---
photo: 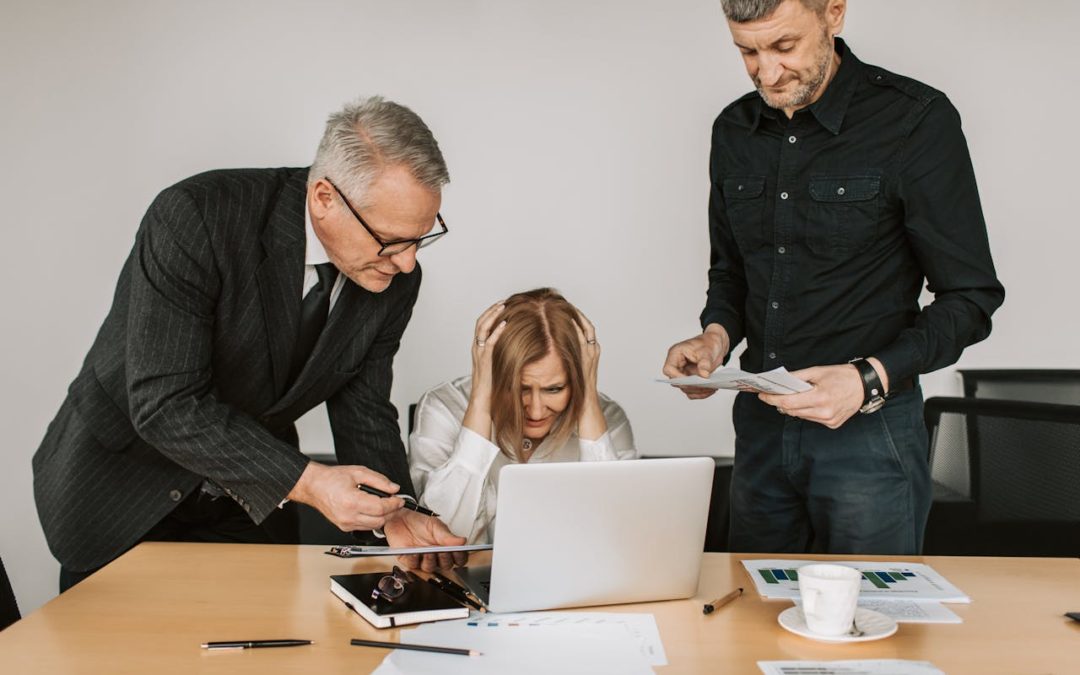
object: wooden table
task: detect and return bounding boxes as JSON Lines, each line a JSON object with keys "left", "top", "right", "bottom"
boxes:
{"left": 1, "top": 543, "right": 1076, "bottom": 673}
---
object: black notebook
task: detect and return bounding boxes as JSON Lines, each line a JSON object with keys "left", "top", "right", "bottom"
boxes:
{"left": 330, "top": 570, "right": 469, "bottom": 628}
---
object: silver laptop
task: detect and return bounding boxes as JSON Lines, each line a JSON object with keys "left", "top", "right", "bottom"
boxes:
{"left": 456, "top": 457, "right": 714, "bottom": 613}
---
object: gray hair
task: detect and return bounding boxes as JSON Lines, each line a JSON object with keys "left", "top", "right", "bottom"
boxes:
{"left": 309, "top": 96, "right": 449, "bottom": 205}
{"left": 721, "top": 0, "right": 826, "bottom": 22}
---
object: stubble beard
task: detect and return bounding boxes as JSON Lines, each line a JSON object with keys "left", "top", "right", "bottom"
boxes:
{"left": 756, "top": 33, "right": 834, "bottom": 111}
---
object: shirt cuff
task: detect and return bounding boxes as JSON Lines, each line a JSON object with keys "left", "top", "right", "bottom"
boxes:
{"left": 579, "top": 431, "right": 616, "bottom": 461}
{"left": 454, "top": 426, "right": 503, "bottom": 474}
{"left": 874, "top": 334, "right": 922, "bottom": 387}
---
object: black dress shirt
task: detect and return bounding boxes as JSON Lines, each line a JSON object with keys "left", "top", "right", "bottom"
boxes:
{"left": 701, "top": 38, "right": 1004, "bottom": 383}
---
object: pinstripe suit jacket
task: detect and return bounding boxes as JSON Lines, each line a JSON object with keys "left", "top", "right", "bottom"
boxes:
{"left": 32, "top": 167, "right": 421, "bottom": 572}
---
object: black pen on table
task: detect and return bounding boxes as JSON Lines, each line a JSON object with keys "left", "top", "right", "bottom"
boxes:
{"left": 703, "top": 587, "right": 743, "bottom": 615}
{"left": 201, "top": 639, "right": 313, "bottom": 650}
{"left": 429, "top": 574, "right": 486, "bottom": 612}
{"left": 351, "top": 638, "right": 481, "bottom": 657}
{"left": 357, "top": 483, "right": 439, "bottom": 518}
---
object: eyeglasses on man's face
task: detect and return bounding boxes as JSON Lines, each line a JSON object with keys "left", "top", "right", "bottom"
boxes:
{"left": 325, "top": 177, "right": 448, "bottom": 257}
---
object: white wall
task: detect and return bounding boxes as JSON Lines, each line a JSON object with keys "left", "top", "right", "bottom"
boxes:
{"left": 2, "top": 0, "right": 1076, "bottom": 615}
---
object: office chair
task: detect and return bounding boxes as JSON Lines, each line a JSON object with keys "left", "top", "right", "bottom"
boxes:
{"left": 957, "top": 369, "right": 1080, "bottom": 405}
{"left": 923, "top": 396, "right": 1080, "bottom": 557}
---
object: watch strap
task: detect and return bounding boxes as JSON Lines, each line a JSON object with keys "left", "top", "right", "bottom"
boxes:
{"left": 851, "top": 358, "right": 885, "bottom": 412}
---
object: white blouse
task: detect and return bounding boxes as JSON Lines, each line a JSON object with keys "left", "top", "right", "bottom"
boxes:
{"left": 408, "top": 375, "right": 637, "bottom": 544}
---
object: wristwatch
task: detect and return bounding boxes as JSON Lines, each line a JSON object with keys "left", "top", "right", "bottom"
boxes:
{"left": 850, "top": 358, "right": 886, "bottom": 414}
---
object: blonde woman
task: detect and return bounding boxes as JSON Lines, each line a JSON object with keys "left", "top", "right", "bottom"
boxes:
{"left": 409, "top": 288, "right": 636, "bottom": 544}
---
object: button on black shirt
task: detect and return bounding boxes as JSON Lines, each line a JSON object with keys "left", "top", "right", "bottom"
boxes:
{"left": 701, "top": 38, "right": 1004, "bottom": 383}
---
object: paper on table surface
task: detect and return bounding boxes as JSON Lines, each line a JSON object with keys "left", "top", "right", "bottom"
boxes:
{"left": 742, "top": 559, "right": 970, "bottom": 603}
{"left": 372, "top": 620, "right": 654, "bottom": 675}
{"left": 657, "top": 366, "right": 811, "bottom": 394}
{"left": 793, "top": 598, "right": 962, "bottom": 623}
{"left": 758, "top": 660, "right": 945, "bottom": 675}
{"left": 460, "top": 611, "right": 666, "bottom": 665}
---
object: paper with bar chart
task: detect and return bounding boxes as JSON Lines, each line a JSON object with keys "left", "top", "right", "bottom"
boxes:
{"left": 741, "top": 560, "right": 970, "bottom": 603}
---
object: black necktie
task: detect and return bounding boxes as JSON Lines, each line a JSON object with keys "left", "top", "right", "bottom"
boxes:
{"left": 288, "top": 263, "right": 337, "bottom": 386}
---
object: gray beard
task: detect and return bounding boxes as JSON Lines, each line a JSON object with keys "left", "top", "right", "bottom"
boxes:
{"left": 757, "top": 36, "right": 833, "bottom": 111}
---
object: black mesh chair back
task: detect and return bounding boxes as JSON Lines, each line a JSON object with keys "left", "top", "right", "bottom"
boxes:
{"left": 925, "top": 397, "right": 1080, "bottom": 524}
{"left": 957, "top": 369, "right": 1080, "bottom": 405}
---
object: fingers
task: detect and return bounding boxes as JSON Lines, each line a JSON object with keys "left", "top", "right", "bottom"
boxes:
{"left": 484, "top": 319, "right": 508, "bottom": 350}
{"left": 350, "top": 466, "right": 400, "bottom": 494}
{"left": 574, "top": 310, "right": 597, "bottom": 345}
{"left": 473, "top": 303, "right": 506, "bottom": 348}
{"left": 397, "top": 553, "right": 421, "bottom": 570}
{"left": 664, "top": 337, "right": 711, "bottom": 378}
{"left": 679, "top": 386, "right": 718, "bottom": 400}
{"left": 343, "top": 493, "right": 403, "bottom": 530}
{"left": 451, "top": 550, "right": 469, "bottom": 568}
{"left": 663, "top": 344, "right": 691, "bottom": 378}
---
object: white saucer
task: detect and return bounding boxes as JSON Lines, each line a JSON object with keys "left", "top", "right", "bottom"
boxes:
{"left": 778, "top": 606, "right": 898, "bottom": 643}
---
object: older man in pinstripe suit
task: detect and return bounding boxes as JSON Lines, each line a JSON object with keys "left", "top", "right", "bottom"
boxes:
{"left": 33, "top": 97, "right": 465, "bottom": 590}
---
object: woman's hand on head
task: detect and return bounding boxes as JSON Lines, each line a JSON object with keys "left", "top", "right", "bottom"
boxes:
{"left": 573, "top": 309, "right": 606, "bottom": 441}
{"left": 573, "top": 309, "right": 601, "bottom": 401}
{"left": 463, "top": 301, "right": 507, "bottom": 438}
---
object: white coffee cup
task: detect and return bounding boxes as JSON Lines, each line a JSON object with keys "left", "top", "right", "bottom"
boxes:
{"left": 797, "top": 563, "right": 861, "bottom": 636}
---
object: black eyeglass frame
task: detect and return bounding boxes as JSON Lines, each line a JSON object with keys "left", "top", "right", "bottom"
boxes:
{"left": 324, "top": 177, "right": 447, "bottom": 257}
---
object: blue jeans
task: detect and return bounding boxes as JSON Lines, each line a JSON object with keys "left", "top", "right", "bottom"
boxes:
{"left": 729, "top": 387, "right": 931, "bottom": 555}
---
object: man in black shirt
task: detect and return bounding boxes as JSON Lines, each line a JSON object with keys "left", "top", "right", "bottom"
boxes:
{"left": 663, "top": 0, "right": 1003, "bottom": 554}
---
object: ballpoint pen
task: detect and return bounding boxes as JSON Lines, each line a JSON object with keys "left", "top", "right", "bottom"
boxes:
{"left": 433, "top": 572, "right": 487, "bottom": 612}
{"left": 357, "top": 483, "right": 439, "bottom": 517}
{"left": 428, "top": 575, "right": 486, "bottom": 612}
{"left": 201, "top": 639, "right": 313, "bottom": 650}
{"left": 703, "top": 587, "right": 743, "bottom": 615}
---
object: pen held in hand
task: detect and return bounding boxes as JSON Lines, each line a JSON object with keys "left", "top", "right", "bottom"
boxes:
{"left": 357, "top": 483, "right": 439, "bottom": 518}
{"left": 351, "top": 638, "right": 481, "bottom": 657}
{"left": 201, "top": 639, "right": 313, "bottom": 650}
{"left": 703, "top": 587, "right": 743, "bottom": 615}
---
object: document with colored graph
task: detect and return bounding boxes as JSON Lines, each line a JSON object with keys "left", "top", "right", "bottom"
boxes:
{"left": 741, "top": 559, "right": 970, "bottom": 603}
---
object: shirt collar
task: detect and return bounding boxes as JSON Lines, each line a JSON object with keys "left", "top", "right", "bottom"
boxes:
{"left": 806, "top": 37, "right": 859, "bottom": 135}
{"left": 304, "top": 202, "right": 331, "bottom": 266}
{"left": 749, "top": 37, "right": 860, "bottom": 136}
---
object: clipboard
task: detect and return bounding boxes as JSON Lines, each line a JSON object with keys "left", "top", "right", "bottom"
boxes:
{"left": 326, "top": 544, "right": 493, "bottom": 558}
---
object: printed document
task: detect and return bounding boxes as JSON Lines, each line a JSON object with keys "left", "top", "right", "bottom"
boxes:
{"left": 658, "top": 367, "right": 811, "bottom": 394}
{"left": 743, "top": 559, "right": 970, "bottom": 603}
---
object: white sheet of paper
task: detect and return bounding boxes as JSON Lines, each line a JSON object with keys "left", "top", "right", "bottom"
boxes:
{"left": 372, "top": 620, "right": 654, "bottom": 675}
{"left": 793, "top": 598, "right": 962, "bottom": 623}
{"left": 742, "top": 559, "right": 970, "bottom": 603}
{"left": 460, "top": 611, "right": 667, "bottom": 665}
{"left": 758, "top": 660, "right": 945, "bottom": 675}
{"left": 658, "top": 366, "right": 811, "bottom": 394}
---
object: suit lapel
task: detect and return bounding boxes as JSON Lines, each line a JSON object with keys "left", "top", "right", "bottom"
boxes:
{"left": 256, "top": 171, "right": 308, "bottom": 399}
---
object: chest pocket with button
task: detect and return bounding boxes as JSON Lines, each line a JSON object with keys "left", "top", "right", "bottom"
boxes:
{"left": 805, "top": 176, "right": 881, "bottom": 259}
{"left": 722, "top": 176, "right": 768, "bottom": 252}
